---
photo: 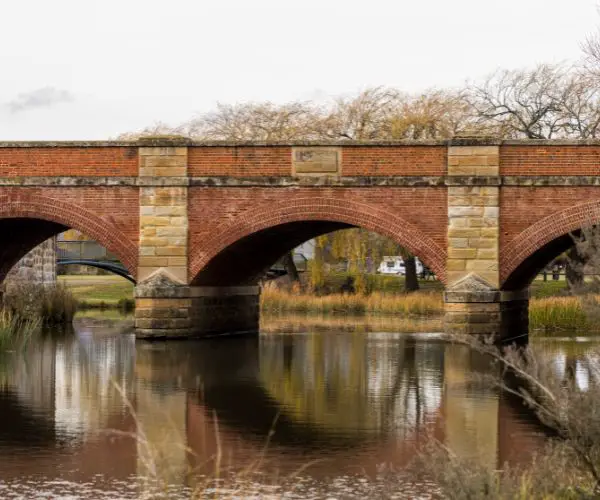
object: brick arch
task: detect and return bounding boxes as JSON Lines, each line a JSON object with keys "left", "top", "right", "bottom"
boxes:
{"left": 0, "top": 194, "right": 138, "bottom": 277}
{"left": 190, "top": 197, "right": 447, "bottom": 284}
{"left": 501, "top": 199, "right": 600, "bottom": 287}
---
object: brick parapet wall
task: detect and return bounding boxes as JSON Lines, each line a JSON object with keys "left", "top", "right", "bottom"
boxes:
{"left": 501, "top": 145, "right": 600, "bottom": 175}
{"left": 0, "top": 147, "right": 138, "bottom": 177}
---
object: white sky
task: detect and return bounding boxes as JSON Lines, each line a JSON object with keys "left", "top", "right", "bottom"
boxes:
{"left": 0, "top": 0, "right": 598, "bottom": 140}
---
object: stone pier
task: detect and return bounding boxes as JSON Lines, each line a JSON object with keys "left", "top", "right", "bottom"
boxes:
{"left": 4, "top": 237, "right": 57, "bottom": 293}
{"left": 445, "top": 137, "right": 528, "bottom": 342}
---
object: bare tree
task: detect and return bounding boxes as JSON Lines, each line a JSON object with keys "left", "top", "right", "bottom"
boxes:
{"left": 184, "top": 101, "right": 322, "bottom": 141}
{"left": 317, "top": 87, "right": 403, "bottom": 140}
{"left": 467, "top": 64, "right": 573, "bottom": 139}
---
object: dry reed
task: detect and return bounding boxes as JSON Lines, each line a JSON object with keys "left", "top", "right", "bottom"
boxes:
{"left": 260, "top": 288, "right": 444, "bottom": 317}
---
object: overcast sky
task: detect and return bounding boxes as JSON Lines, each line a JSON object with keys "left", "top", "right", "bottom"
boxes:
{"left": 0, "top": 0, "right": 598, "bottom": 140}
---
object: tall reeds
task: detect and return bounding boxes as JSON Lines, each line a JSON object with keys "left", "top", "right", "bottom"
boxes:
{"left": 529, "top": 296, "right": 593, "bottom": 333}
{"left": 260, "top": 288, "right": 443, "bottom": 316}
{"left": 4, "top": 283, "right": 77, "bottom": 325}
{"left": 0, "top": 309, "right": 40, "bottom": 349}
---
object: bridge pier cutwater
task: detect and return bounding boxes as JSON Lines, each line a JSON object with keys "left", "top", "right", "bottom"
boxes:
{"left": 4, "top": 135, "right": 599, "bottom": 340}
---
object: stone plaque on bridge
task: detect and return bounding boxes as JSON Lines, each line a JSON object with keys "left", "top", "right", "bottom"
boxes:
{"left": 292, "top": 147, "right": 340, "bottom": 174}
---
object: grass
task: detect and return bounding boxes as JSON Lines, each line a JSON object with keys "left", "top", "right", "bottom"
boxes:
{"left": 261, "top": 287, "right": 443, "bottom": 316}
{"left": 58, "top": 275, "right": 134, "bottom": 309}
{"left": 0, "top": 309, "right": 40, "bottom": 350}
{"left": 529, "top": 295, "right": 600, "bottom": 334}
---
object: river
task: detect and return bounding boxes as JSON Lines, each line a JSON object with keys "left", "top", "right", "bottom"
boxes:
{"left": 0, "top": 314, "right": 593, "bottom": 499}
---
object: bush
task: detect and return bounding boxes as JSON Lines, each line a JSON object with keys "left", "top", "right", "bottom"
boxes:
{"left": 4, "top": 284, "right": 77, "bottom": 326}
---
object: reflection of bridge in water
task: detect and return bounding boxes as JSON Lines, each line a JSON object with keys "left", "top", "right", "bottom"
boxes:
{"left": 0, "top": 328, "right": 568, "bottom": 486}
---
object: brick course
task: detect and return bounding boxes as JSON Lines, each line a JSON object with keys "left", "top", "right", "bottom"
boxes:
{"left": 0, "top": 147, "right": 138, "bottom": 177}
{"left": 501, "top": 146, "right": 600, "bottom": 175}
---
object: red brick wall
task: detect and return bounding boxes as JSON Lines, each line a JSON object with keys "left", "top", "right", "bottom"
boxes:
{"left": 188, "top": 146, "right": 447, "bottom": 177}
{"left": 188, "top": 186, "right": 447, "bottom": 281}
{"left": 0, "top": 187, "right": 139, "bottom": 273}
{"left": 500, "top": 186, "right": 600, "bottom": 283}
{"left": 188, "top": 147, "right": 291, "bottom": 176}
{"left": 342, "top": 146, "right": 447, "bottom": 176}
{"left": 0, "top": 148, "right": 138, "bottom": 177}
{"left": 500, "top": 187, "right": 600, "bottom": 249}
{"left": 501, "top": 146, "right": 600, "bottom": 175}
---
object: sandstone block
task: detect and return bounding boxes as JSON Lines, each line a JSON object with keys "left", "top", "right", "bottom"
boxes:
{"left": 140, "top": 247, "right": 156, "bottom": 256}
{"left": 468, "top": 238, "right": 496, "bottom": 249}
{"left": 448, "top": 248, "right": 478, "bottom": 259}
{"left": 169, "top": 217, "right": 187, "bottom": 226}
{"left": 465, "top": 260, "right": 498, "bottom": 271}
{"left": 139, "top": 147, "right": 187, "bottom": 156}
{"left": 448, "top": 206, "right": 484, "bottom": 217}
{"left": 449, "top": 237, "right": 469, "bottom": 248}
{"left": 484, "top": 207, "right": 499, "bottom": 218}
{"left": 139, "top": 256, "right": 170, "bottom": 267}
{"left": 141, "top": 156, "right": 187, "bottom": 168}
{"left": 154, "top": 167, "right": 187, "bottom": 177}
{"left": 155, "top": 206, "right": 186, "bottom": 217}
{"left": 477, "top": 248, "right": 499, "bottom": 259}
{"left": 157, "top": 227, "right": 188, "bottom": 237}
{"left": 155, "top": 246, "right": 186, "bottom": 256}
{"left": 140, "top": 216, "right": 170, "bottom": 227}
{"left": 447, "top": 260, "right": 467, "bottom": 271}
{"left": 480, "top": 227, "right": 500, "bottom": 238}
{"left": 448, "top": 218, "right": 468, "bottom": 228}
{"left": 140, "top": 236, "right": 169, "bottom": 247}
{"left": 448, "top": 146, "right": 499, "bottom": 156}
{"left": 448, "top": 166, "right": 477, "bottom": 176}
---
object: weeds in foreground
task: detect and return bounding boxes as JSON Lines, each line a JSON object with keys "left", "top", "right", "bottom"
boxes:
{"left": 0, "top": 309, "right": 40, "bottom": 350}
{"left": 418, "top": 335, "right": 600, "bottom": 499}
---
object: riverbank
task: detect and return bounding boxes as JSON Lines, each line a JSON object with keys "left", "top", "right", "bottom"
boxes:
{"left": 58, "top": 276, "right": 134, "bottom": 310}
{"left": 58, "top": 275, "right": 600, "bottom": 334}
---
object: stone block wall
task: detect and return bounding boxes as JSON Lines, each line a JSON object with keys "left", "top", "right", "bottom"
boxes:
{"left": 5, "top": 237, "right": 57, "bottom": 289}
{"left": 138, "top": 146, "right": 188, "bottom": 284}
{"left": 447, "top": 145, "right": 500, "bottom": 288}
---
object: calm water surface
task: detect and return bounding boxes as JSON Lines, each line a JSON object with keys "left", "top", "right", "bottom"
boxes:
{"left": 0, "top": 315, "right": 592, "bottom": 499}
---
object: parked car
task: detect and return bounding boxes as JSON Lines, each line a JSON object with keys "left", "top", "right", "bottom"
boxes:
{"left": 378, "top": 256, "right": 423, "bottom": 276}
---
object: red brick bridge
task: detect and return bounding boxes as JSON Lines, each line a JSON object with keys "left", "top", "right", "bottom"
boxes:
{"left": 0, "top": 136, "right": 597, "bottom": 339}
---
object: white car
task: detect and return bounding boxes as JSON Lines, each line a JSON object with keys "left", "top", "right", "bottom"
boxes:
{"left": 378, "top": 257, "right": 423, "bottom": 275}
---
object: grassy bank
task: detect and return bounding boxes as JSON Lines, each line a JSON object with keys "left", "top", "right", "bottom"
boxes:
{"left": 57, "top": 274, "right": 600, "bottom": 334}
{"left": 58, "top": 275, "right": 134, "bottom": 310}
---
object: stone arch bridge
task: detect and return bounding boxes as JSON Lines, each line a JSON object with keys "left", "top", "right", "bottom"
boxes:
{"left": 1, "top": 136, "right": 597, "bottom": 340}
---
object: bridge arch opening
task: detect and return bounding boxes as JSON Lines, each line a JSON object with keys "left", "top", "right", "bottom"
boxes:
{"left": 0, "top": 195, "right": 137, "bottom": 285}
{"left": 501, "top": 200, "right": 600, "bottom": 291}
{"left": 190, "top": 198, "right": 446, "bottom": 287}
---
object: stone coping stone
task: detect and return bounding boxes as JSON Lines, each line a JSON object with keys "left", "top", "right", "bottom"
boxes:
{"left": 4, "top": 138, "right": 600, "bottom": 148}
